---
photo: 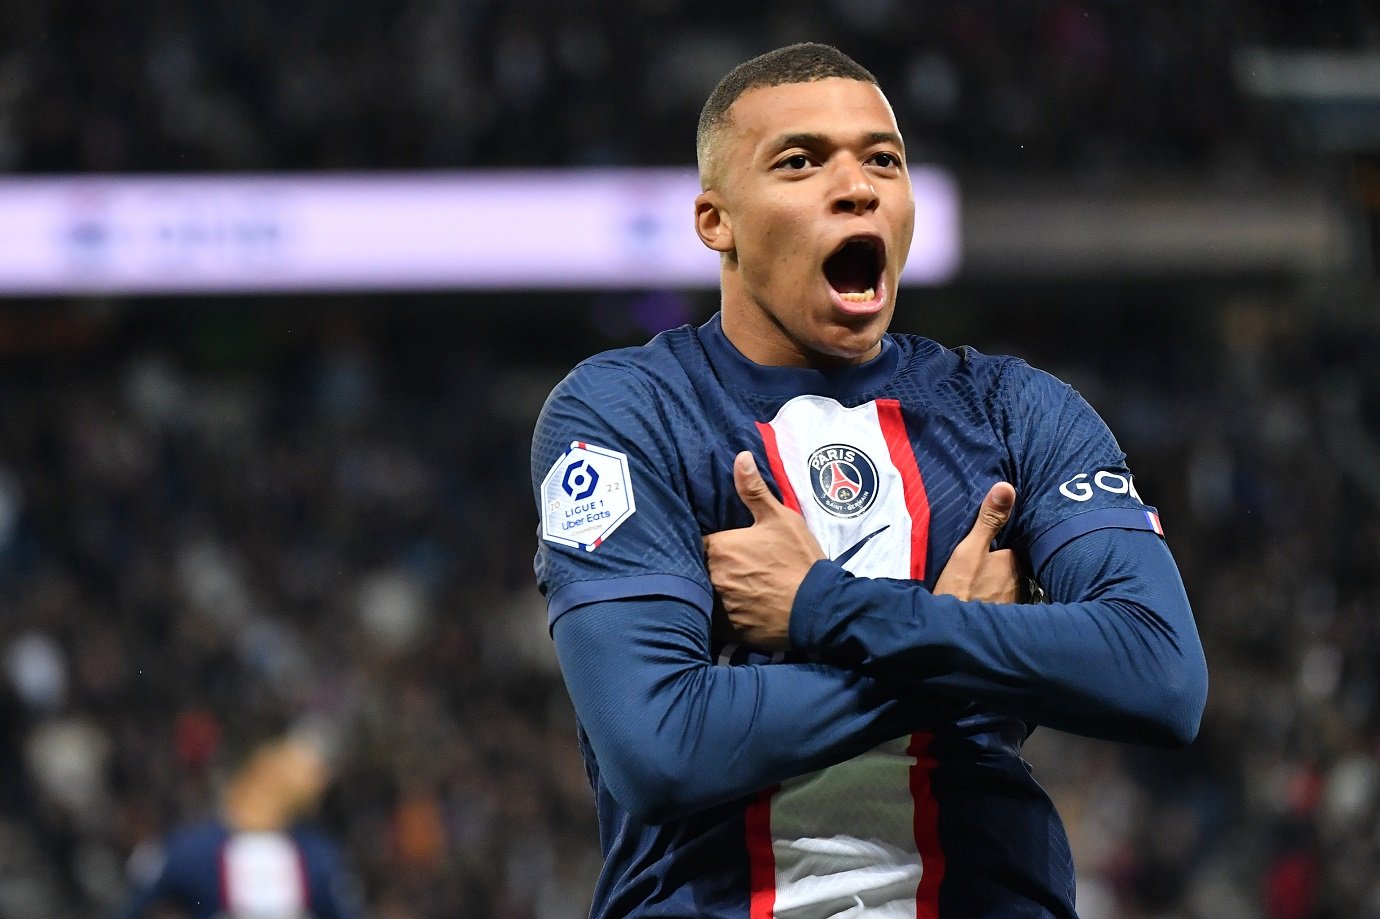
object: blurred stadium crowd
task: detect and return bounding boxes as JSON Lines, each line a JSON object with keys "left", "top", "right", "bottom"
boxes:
{"left": 1, "top": 288, "right": 1378, "bottom": 919}
{"left": 0, "top": 303, "right": 601, "bottom": 918}
{"left": 2, "top": 1, "right": 1380, "bottom": 918}
{"left": 3, "top": 0, "right": 1376, "bottom": 177}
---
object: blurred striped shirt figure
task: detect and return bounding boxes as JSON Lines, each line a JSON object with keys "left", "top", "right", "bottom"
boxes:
{"left": 117, "top": 734, "right": 361, "bottom": 919}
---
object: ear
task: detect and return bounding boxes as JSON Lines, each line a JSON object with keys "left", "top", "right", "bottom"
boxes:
{"left": 694, "top": 191, "right": 734, "bottom": 254}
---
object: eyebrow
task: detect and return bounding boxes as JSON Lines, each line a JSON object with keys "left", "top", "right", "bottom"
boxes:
{"left": 767, "top": 130, "right": 906, "bottom": 154}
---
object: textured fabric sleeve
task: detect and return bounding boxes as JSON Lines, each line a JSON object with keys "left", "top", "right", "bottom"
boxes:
{"left": 554, "top": 595, "right": 956, "bottom": 823}
{"left": 995, "top": 361, "right": 1166, "bottom": 574}
{"left": 789, "top": 527, "right": 1207, "bottom": 747}
{"left": 532, "top": 359, "right": 713, "bottom": 629}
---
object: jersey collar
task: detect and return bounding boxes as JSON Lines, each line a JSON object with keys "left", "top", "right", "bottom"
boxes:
{"left": 697, "top": 312, "right": 899, "bottom": 401}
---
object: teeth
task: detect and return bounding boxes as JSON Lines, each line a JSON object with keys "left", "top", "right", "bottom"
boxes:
{"left": 839, "top": 288, "right": 875, "bottom": 302}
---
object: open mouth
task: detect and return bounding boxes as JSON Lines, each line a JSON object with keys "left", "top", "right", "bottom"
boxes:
{"left": 823, "top": 237, "right": 885, "bottom": 305}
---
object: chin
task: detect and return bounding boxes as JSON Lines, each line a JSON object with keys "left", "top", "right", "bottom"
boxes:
{"left": 812, "top": 321, "right": 888, "bottom": 365}
{"left": 828, "top": 308, "right": 891, "bottom": 354}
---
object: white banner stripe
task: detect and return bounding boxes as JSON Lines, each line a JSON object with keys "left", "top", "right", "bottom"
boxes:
{"left": 0, "top": 169, "right": 959, "bottom": 294}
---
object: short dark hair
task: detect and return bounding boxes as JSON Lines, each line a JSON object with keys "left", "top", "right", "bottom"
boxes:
{"left": 696, "top": 43, "right": 878, "bottom": 182}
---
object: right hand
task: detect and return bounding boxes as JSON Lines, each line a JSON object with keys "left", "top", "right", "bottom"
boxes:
{"left": 705, "top": 452, "right": 825, "bottom": 650}
{"left": 933, "top": 482, "right": 1025, "bottom": 603}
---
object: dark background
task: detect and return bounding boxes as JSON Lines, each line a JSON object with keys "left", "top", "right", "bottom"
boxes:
{"left": 1, "top": 2, "right": 1379, "bottom": 917}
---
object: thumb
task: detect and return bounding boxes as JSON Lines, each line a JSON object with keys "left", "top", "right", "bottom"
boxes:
{"left": 734, "top": 451, "right": 786, "bottom": 522}
{"left": 965, "top": 481, "right": 1015, "bottom": 546}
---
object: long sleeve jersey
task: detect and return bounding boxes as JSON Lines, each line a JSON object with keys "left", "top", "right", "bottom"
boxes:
{"left": 532, "top": 313, "right": 1207, "bottom": 919}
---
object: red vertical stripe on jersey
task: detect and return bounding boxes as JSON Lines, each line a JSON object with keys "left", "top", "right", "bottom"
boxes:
{"left": 755, "top": 422, "right": 802, "bottom": 512}
{"left": 875, "top": 399, "right": 930, "bottom": 580}
{"left": 877, "top": 399, "right": 944, "bottom": 915}
{"left": 749, "top": 422, "right": 793, "bottom": 918}
{"left": 747, "top": 786, "right": 779, "bottom": 919}
{"left": 295, "top": 848, "right": 311, "bottom": 909}
{"left": 909, "top": 732, "right": 945, "bottom": 918}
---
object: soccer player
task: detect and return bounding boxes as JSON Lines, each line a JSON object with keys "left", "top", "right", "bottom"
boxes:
{"left": 531, "top": 43, "right": 1207, "bottom": 918}
{"left": 116, "top": 732, "right": 361, "bottom": 919}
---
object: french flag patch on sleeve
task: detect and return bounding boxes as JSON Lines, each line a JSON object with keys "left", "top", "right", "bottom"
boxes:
{"left": 1145, "top": 510, "right": 1164, "bottom": 537}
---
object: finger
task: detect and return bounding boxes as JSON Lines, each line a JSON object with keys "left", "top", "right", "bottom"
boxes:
{"left": 964, "top": 481, "right": 1016, "bottom": 545}
{"left": 733, "top": 451, "right": 786, "bottom": 522}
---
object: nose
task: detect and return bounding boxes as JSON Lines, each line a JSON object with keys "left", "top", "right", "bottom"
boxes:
{"left": 831, "top": 157, "right": 879, "bottom": 215}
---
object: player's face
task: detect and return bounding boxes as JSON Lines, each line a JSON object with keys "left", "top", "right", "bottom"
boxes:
{"left": 696, "top": 78, "right": 915, "bottom": 368}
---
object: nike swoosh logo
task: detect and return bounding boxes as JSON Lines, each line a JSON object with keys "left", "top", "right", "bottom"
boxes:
{"left": 833, "top": 524, "right": 890, "bottom": 566}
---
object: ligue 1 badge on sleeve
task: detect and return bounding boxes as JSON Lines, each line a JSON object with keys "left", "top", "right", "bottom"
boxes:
{"left": 541, "top": 441, "right": 637, "bottom": 551}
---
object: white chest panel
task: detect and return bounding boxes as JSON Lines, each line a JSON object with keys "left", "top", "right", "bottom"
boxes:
{"left": 755, "top": 395, "right": 935, "bottom": 919}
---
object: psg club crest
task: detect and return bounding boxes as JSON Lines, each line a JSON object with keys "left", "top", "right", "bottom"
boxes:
{"left": 541, "top": 441, "right": 636, "bottom": 551}
{"left": 807, "top": 443, "right": 878, "bottom": 518}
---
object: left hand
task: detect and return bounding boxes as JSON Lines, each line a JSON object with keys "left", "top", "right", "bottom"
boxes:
{"left": 933, "top": 481, "right": 1023, "bottom": 603}
{"left": 705, "top": 451, "right": 823, "bottom": 650}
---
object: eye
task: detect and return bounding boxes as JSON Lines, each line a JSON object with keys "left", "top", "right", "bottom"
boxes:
{"left": 777, "top": 154, "right": 812, "bottom": 171}
{"left": 870, "top": 152, "right": 902, "bottom": 169}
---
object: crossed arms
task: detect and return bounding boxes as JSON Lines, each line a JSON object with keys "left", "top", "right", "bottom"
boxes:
{"left": 554, "top": 452, "right": 1207, "bottom": 823}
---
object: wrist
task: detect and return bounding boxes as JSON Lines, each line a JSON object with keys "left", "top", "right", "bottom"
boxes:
{"left": 788, "top": 559, "right": 848, "bottom": 651}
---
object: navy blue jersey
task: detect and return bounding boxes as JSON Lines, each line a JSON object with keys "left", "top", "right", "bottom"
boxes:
{"left": 532, "top": 314, "right": 1174, "bottom": 918}
{"left": 118, "top": 820, "right": 360, "bottom": 919}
